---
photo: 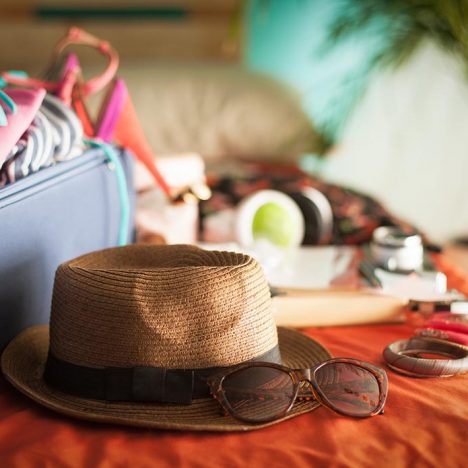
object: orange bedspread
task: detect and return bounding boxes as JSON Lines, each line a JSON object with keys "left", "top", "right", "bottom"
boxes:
{"left": 0, "top": 255, "right": 467, "bottom": 467}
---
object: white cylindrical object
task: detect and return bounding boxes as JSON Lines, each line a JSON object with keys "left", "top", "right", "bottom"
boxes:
{"left": 370, "top": 227, "right": 423, "bottom": 271}
{"left": 451, "top": 301, "right": 468, "bottom": 314}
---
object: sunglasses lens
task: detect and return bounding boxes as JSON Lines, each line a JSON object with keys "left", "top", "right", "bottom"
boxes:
{"left": 221, "top": 366, "right": 295, "bottom": 422}
{"left": 314, "top": 363, "right": 381, "bottom": 416}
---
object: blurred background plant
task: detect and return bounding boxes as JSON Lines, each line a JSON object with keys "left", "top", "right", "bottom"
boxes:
{"left": 246, "top": 0, "right": 468, "bottom": 144}
{"left": 329, "top": 0, "right": 468, "bottom": 68}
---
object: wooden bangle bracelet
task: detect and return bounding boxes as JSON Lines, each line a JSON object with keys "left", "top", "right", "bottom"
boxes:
{"left": 383, "top": 337, "right": 468, "bottom": 377}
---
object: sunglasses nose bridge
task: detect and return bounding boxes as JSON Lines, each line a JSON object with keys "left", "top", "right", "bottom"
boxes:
{"left": 297, "top": 379, "right": 316, "bottom": 399}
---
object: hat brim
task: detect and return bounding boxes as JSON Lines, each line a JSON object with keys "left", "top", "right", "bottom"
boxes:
{"left": 1, "top": 325, "right": 331, "bottom": 432}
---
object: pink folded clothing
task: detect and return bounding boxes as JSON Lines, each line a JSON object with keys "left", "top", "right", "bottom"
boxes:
{"left": 0, "top": 93, "right": 84, "bottom": 187}
{"left": 0, "top": 88, "right": 46, "bottom": 165}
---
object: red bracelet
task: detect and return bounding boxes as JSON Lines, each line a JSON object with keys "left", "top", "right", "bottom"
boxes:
{"left": 426, "top": 314, "right": 468, "bottom": 335}
{"left": 416, "top": 328, "right": 468, "bottom": 346}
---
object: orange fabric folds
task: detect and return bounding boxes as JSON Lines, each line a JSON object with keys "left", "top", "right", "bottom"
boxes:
{"left": 0, "top": 256, "right": 467, "bottom": 467}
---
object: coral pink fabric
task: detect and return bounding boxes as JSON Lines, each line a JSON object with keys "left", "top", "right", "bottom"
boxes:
{"left": 0, "top": 256, "right": 467, "bottom": 467}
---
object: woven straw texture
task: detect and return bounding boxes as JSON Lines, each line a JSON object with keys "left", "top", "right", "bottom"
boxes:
{"left": 1, "top": 326, "right": 331, "bottom": 431}
{"left": 50, "top": 245, "right": 277, "bottom": 368}
{"left": 1, "top": 245, "right": 332, "bottom": 431}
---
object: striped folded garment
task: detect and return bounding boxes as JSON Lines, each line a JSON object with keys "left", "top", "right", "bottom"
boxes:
{"left": 0, "top": 93, "right": 83, "bottom": 187}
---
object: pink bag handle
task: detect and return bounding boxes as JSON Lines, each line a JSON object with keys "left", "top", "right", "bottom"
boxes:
{"left": 1, "top": 27, "right": 118, "bottom": 96}
{"left": 52, "top": 27, "right": 119, "bottom": 95}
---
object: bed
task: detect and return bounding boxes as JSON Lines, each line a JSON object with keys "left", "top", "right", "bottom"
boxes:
{"left": 0, "top": 254, "right": 466, "bottom": 467}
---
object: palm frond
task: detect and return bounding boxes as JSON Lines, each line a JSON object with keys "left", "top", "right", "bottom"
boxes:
{"left": 328, "top": 0, "right": 468, "bottom": 69}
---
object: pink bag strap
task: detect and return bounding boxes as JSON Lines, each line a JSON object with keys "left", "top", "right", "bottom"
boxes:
{"left": 52, "top": 27, "right": 119, "bottom": 95}
{"left": 0, "top": 73, "right": 56, "bottom": 92}
{"left": 55, "top": 53, "right": 81, "bottom": 106}
{"left": 0, "top": 27, "right": 118, "bottom": 96}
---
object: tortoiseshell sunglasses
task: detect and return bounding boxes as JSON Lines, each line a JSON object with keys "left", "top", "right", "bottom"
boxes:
{"left": 206, "top": 358, "right": 388, "bottom": 423}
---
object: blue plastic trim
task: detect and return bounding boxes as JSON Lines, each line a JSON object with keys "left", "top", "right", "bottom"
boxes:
{"left": 85, "top": 139, "right": 130, "bottom": 246}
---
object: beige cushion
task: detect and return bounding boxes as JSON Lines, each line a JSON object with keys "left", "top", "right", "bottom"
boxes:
{"left": 118, "top": 63, "right": 318, "bottom": 162}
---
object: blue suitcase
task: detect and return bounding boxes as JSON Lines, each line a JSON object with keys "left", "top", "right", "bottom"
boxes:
{"left": 0, "top": 147, "right": 135, "bottom": 349}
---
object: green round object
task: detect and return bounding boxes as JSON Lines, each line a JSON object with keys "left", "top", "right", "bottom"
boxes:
{"left": 252, "top": 202, "right": 295, "bottom": 247}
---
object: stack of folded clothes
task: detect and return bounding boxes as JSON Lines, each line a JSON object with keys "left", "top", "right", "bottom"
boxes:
{"left": 0, "top": 88, "right": 83, "bottom": 187}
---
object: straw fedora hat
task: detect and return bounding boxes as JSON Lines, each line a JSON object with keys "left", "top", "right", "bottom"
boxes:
{"left": 1, "top": 245, "right": 330, "bottom": 431}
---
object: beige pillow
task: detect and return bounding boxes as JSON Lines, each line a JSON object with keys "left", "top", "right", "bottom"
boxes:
{"left": 118, "top": 63, "right": 318, "bottom": 162}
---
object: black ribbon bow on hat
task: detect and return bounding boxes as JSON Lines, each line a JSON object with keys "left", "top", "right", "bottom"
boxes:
{"left": 44, "top": 345, "right": 282, "bottom": 405}
{"left": 45, "top": 354, "right": 207, "bottom": 404}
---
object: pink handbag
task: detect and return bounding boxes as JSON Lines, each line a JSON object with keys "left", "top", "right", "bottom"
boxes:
{"left": 0, "top": 88, "right": 46, "bottom": 165}
{"left": 1, "top": 27, "right": 171, "bottom": 197}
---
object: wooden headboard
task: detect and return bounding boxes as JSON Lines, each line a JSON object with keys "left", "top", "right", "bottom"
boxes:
{"left": 0, "top": 0, "right": 241, "bottom": 70}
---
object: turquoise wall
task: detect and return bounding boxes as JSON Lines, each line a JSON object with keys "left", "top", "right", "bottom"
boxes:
{"left": 244, "top": 0, "right": 395, "bottom": 142}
